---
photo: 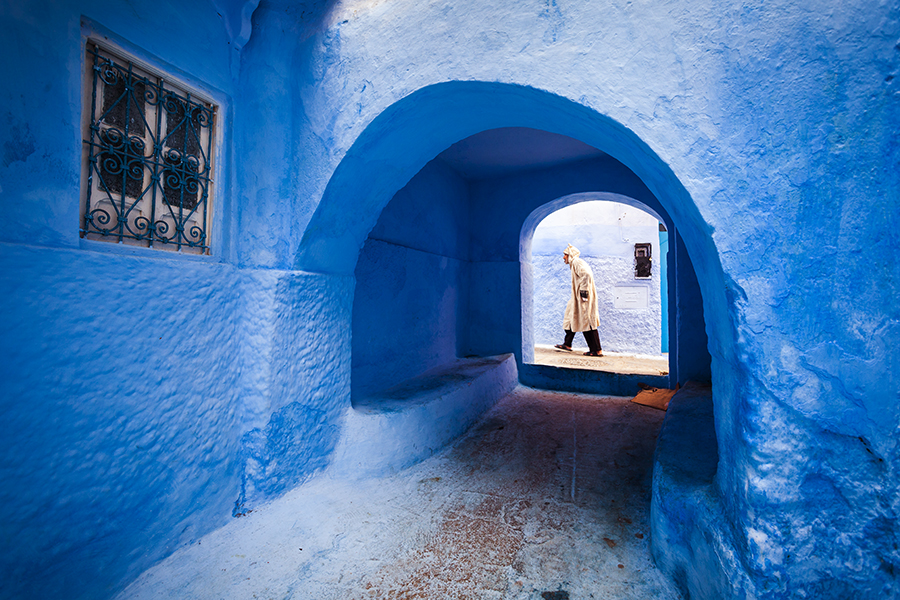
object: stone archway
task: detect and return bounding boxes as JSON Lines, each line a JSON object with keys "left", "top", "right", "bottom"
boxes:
{"left": 300, "top": 84, "right": 740, "bottom": 593}
{"left": 519, "top": 191, "right": 710, "bottom": 392}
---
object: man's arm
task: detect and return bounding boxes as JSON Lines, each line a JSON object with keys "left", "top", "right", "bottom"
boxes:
{"left": 573, "top": 261, "right": 591, "bottom": 300}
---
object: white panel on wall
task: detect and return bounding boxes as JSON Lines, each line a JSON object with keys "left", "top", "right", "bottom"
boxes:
{"left": 614, "top": 286, "right": 650, "bottom": 309}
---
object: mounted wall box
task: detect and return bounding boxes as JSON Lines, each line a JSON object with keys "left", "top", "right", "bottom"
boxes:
{"left": 634, "top": 243, "right": 652, "bottom": 278}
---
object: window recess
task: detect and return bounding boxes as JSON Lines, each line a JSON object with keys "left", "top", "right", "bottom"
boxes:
{"left": 81, "top": 42, "right": 216, "bottom": 254}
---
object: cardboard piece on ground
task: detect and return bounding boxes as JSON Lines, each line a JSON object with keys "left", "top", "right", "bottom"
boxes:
{"left": 631, "top": 384, "right": 679, "bottom": 411}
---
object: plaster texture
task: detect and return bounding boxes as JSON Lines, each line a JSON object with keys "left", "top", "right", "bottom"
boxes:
{"left": 531, "top": 201, "right": 663, "bottom": 355}
{"left": 1, "top": 0, "right": 898, "bottom": 598}
{"left": 0, "top": 244, "right": 244, "bottom": 599}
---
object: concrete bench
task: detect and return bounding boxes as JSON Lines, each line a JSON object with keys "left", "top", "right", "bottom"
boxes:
{"left": 650, "top": 382, "right": 755, "bottom": 599}
{"left": 329, "top": 354, "right": 518, "bottom": 477}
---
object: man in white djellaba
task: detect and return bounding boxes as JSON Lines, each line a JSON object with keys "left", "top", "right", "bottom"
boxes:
{"left": 554, "top": 244, "right": 603, "bottom": 356}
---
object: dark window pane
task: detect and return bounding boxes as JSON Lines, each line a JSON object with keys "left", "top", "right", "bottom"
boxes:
{"left": 83, "top": 44, "right": 214, "bottom": 253}
{"left": 164, "top": 95, "right": 201, "bottom": 158}
{"left": 102, "top": 75, "right": 146, "bottom": 137}
{"left": 98, "top": 130, "right": 145, "bottom": 199}
{"left": 635, "top": 256, "right": 652, "bottom": 278}
{"left": 162, "top": 151, "right": 200, "bottom": 210}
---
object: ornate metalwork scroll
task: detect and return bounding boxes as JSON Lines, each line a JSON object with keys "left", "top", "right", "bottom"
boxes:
{"left": 82, "top": 43, "right": 216, "bottom": 254}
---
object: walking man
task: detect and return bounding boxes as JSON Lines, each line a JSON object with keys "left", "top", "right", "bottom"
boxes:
{"left": 554, "top": 244, "right": 603, "bottom": 356}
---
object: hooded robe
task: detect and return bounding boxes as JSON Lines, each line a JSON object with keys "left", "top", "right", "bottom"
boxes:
{"left": 562, "top": 245, "right": 600, "bottom": 332}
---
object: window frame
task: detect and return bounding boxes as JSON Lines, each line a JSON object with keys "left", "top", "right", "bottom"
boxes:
{"left": 79, "top": 33, "right": 224, "bottom": 258}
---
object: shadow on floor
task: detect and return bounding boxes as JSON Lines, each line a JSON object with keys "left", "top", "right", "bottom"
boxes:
{"left": 118, "top": 387, "right": 683, "bottom": 600}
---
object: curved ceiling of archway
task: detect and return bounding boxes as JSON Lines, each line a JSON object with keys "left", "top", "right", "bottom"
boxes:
{"left": 435, "top": 127, "right": 606, "bottom": 181}
{"left": 295, "top": 82, "right": 725, "bottom": 321}
{"left": 296, "top": 81, "right": 712, "bottom": 274}
{"left": 297, "top": 78, "right": 735, "bottom": 432}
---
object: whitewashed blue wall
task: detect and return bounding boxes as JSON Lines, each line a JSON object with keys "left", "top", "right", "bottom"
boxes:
{"left": 1, "top": 0, "right": 897, "bottom": 598}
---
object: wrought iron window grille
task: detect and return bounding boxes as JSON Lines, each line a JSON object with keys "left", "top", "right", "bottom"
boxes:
{"left": 81, "top": 43, "right": 216, "bottom": 254}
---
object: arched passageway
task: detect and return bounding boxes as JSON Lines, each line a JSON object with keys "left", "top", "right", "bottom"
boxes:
{"left": 519, "top": 192, "right": 710, "bottom": 394}
{"left": 347, "top": 122, "right": 712, "bottom": 402}
{"left": 301, "top": 78, "right": 734, "bottom": 469}
{"left": 524, "top": 197, "right": 669, "bottom": 365}
{"left": 301, "top": 83, "right": 740, "bottom": 596}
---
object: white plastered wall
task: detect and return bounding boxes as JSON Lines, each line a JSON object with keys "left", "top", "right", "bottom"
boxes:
{"left": 531, "top": 201, "right": 663, "bottom": 354}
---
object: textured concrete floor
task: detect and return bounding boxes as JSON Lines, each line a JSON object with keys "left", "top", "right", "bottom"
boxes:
{"left": 118, "top": 387, "right": 682, "bottom": 600}
{"left": 532, "top": 345, "right": 670, "bottom": 376}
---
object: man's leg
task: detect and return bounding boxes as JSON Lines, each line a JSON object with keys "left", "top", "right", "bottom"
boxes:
{"left": 590, "top": 329, "right": 602, "bottom": 352}
{"left": 556, "top": 330, "right": 576, "bottom": 350}
{"left": 583, "top": 329, "right": 602, "bottom": 354}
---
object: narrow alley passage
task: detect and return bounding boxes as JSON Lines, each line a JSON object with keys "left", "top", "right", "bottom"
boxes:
{"left": 119, "top": 388, "right": 683, "bottom": 600}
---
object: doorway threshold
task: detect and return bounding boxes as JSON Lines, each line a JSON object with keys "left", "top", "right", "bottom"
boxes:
{"left": 532, "top": 345, "right": 668, "bottom": 376}
{"left": 522, "top": 346, "right": 669, "bottom": 396}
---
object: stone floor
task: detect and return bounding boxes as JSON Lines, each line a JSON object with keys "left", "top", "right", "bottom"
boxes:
{"left": 118, "top": 387, "right": 683, "bottom": 600}
{"left": 531, "top": 345, "right": 669, "bottom": 376}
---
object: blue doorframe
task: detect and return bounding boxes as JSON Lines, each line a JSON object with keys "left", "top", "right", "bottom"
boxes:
{"left": 659, "top": 228, "right": 669, "bottom": 353}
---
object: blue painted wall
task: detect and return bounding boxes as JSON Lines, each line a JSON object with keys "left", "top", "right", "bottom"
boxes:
{"left": 352, "top": 160, "right": 470, "bottom": 399}
{"left": 1, "top": 0, "right": 897, "bottom": 599}
{"left": 0, "top": 246, "right": 246, "bottom": 599}
{"left": 0, "top": 2, "right": 249, "bottom": 598}
{"left": 671, "top": 231, "right": 711, "bottom": 384}
{"left": 0, "top": 0, "right": 348, "bottom": 596}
